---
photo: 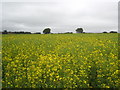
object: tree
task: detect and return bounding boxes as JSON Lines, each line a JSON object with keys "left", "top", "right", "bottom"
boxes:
{"left": 43, "top": 28, "right": 51, "bottom": 34}
{"left": 103, "top": 31, "right": 107, "bottom": 33}
{"left": 76, "top": 28, "right": 83, "bottom": 33}
{"left": 110, "top": 31, "right": 117, "bottom": 33}
{"left": 2, "top": 30, "right": 8, "bottom": 34}
{"left": 34, "top": 32, "right": 41, "bottom": 34}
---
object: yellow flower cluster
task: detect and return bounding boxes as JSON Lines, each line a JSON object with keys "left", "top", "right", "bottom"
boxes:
{"left": 2, "top": 33, "right": 119, "bottom": 88}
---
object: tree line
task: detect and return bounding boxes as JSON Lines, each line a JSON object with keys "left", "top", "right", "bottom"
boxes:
{"left": 2, "top": 28, "right": 117, "bottom": 34}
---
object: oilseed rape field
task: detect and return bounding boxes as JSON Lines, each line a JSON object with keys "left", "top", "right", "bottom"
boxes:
{"left": 2, "top": 33, "right": 119, "bottom": 88}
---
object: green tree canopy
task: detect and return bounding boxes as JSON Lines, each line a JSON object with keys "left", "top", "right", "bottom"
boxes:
{"left": 76, "top": 28, "right": 83, "bottom": 33}
{"left": 43, "top": 28, "right": 51, "bottom": 34}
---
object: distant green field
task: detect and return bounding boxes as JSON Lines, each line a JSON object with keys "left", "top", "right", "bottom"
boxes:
{"left": 2, "top": 34, "right": 119, "bottom": 88}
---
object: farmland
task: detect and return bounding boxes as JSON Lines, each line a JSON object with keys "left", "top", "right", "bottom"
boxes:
{"left": 2, "top": 33, "right": 119, "bottom": 88}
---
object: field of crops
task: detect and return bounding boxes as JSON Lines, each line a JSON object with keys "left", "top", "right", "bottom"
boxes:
{"left": 2, "top": 33, "right": 119, "bottom": 88}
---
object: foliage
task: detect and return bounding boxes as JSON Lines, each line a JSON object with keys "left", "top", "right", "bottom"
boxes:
{"left": 110, "top": 31, "right": 117, "bottom": 33}
{"left": 43, "top": 28, "right": 51, "bottom": 34}
{"left": 103, "top": 31, "right": 107, "bottom": 33}
{"left": 2, "top": 30, "right": 8, "bottom": 34}
{"left": 76, "top": 28, "right": 83, "bottom": 33}
{"left": 2, "top": 33, "right": 119, "bottom": 88}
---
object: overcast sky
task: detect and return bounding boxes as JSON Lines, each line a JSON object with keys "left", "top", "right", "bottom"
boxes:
{"left": 1, "top": 0, "right": 119, "bottom": 33}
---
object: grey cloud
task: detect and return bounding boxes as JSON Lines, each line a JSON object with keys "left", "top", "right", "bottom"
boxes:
{"left": 2, "top": 0, "right": 118, "bottom": 33}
